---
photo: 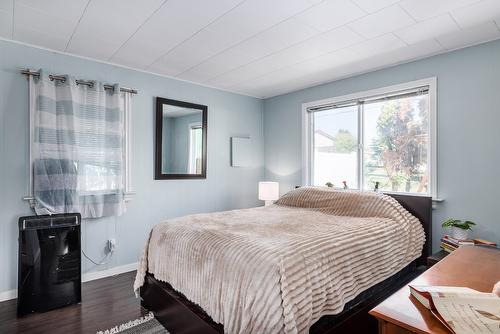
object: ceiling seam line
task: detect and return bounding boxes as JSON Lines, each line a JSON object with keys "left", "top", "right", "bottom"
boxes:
{"left": 164, "top": 2, "right": 425, "bottom": 81}
{"left": 449, "top": 13, "right": 463, "bottom": 30}
{"left": 170, "top": 2, "right": 326, "bottom": 77}
{"left": 144, "top": 0, "right": 249, "bottom": 69}
{"left": 433, "top": 37, "right": 446, "bottom": 50}
{"left": 406, "top": 0, "right": 482, "bottom": 24}
{"left": 261, "top": 51, "right": 447, "bottom": 98}
{"left": 207, "top": 3, "right": 438, "bottom": 87}
{"left": 349, "top": 0, "right": 368, "bottom": 15}
{"left": 298, "top": 20, "right": 324, "bottom": 34}
{"left": 398, "top": 3, "right": 418, "bottom": 23}
{"left": 223, "top": 32, "right": 396, "bottom": 90}
{"left": 393, "top": 33, "right": 409, "bottom": 46}
{"left": 64, "top": 0, "right": 92, "bottom": 52}
{"left": 203, "top": 11, "right": 371, "bottom": 85}
{"left": 345, "top": 25, "right": 365, "bottom": 40}
{"left": 357, "top": 1, "right": 409, "bottom": 16}
{"left": 255, "top": 33, "right": 500, "bottom": 98}
{"left": 494, "top": 19, "right": 500, "bottom": 32}
{"left": 108, "top": 0, "right": 170, "bottom": 61}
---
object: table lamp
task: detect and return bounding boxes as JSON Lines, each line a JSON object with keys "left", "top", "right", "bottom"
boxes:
{"left": 258, "top": 182, "right": 279, "bottom": 206}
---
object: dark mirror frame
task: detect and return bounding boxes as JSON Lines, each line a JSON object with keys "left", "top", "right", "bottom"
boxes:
{"left": 155, "top": 97, "right": 207, "bottom": 180}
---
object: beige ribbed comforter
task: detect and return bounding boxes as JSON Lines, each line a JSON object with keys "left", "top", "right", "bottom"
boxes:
{"left": 134, "top": 187, "right": 425, "bottom": 334}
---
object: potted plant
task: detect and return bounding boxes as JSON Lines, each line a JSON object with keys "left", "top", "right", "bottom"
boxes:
{"left": 441, "top": 219, "right": 476, "bottom": 240}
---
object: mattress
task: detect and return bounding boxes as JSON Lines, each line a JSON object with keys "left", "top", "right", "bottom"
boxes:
{"left": 134, "top": 187, "right": 425, "bottom": 334}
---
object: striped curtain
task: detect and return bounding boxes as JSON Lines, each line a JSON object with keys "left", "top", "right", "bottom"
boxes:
{"left": 32, "top": 71, "right": 124, "bottom": 218}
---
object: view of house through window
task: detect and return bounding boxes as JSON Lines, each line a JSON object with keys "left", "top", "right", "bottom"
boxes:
{"left": 310, "top": 84, "right": 431, "bottom": 195}
{"left": 313, "top": 105, "right": 358, "bottom": 189}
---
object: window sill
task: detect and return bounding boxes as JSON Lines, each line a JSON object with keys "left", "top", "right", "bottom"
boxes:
{"left": 22, "top": 196, "right": 37, "bottom": 208}
{"left": 432, "top": 198, "right": 444, "bottom": 209}
{"left": 24, "top": 192, "right": 137, "bottom": 207}
{"left": 124, "top": 191, "right": 136, "bottom": 202}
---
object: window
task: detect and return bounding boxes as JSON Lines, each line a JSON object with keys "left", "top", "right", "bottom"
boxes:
{"left": 188, "top": 124, "right": 203, "bottom": 174}
{"left": 312, "top": 105, "right": 359, "bottom": 189}
{"left": 303, "top": 78, "right": 436, "bottom": 197}
{"left": 25, "top": 73, "right": 134, "bottom": 217}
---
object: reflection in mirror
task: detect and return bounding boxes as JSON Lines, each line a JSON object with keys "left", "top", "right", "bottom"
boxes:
{"left": 162, "top": 105, "right": 202, "bottom": 174}
{"left": 155, "top": 98, "right": 207, "bottom": 179}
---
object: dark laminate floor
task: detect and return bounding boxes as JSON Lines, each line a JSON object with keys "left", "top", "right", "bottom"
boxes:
{"left": 0, "top": 271, "right": 146, "bottom": 334}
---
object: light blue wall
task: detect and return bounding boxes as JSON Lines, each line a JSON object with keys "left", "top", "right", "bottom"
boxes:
{"left": 263, "top": 39, "right": 500, "bottom": 251}
{"left": 0, "top": 40, "right": 264, "bottom": 294}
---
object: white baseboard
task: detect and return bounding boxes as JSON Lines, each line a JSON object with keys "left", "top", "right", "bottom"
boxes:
{"left": 0, "top": 289, "right": 17, "bottom": 302}
{"left": 0, "top": 262, "right": 138, "bottom": 302}
{"left": 82, "top": 262, "right": 138, "bottom": 282}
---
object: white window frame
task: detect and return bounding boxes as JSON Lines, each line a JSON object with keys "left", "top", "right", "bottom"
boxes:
{"left": 302, "top": 77, "right": 438, "bottom": 199}
{"left": 122, "top": 91, "right": 135, "bottom": 201}
{"left": 188, "top": 123, "right": 202, "bottom": 174}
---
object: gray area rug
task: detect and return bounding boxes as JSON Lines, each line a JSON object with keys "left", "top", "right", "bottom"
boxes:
{"left": 96, "top": 312, "right": 169, "bottom": 334}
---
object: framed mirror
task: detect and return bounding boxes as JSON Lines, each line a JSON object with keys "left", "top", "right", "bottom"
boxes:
{"left": 155, "top": 97, "right": 207, "bottom": 179}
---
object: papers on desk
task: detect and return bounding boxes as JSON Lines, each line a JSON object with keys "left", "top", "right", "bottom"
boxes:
{"left": 410, "top": 285, "right": 500, "bottom": 334}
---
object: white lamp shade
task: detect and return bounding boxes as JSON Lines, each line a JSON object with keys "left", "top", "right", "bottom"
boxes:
{"left": 258, "top": 182, "right": 279, "bottom": 201}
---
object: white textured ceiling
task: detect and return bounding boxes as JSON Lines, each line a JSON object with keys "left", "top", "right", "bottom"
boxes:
{"left": 1, "top": 0, "right": 500, "bottom": 98}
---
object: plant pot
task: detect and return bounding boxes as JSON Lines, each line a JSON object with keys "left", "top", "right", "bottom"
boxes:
{"left": 451, "top": 226, "right": 470, "bottom": 240}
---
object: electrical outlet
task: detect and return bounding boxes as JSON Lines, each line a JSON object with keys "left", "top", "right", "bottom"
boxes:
{"left": 107, "top": 238, "right": 116, "bottom": 253}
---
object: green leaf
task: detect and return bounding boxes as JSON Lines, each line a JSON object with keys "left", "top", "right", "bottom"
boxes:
{"left": 441, "top": 218, "right": 476, "bottom": 230}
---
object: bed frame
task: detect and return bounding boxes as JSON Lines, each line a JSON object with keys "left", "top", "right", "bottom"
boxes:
{"left": 140, "top": 194, "right": 432, "bottom": 334}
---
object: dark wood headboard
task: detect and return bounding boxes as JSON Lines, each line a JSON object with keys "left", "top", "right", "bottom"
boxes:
{"left": 387, "top": 194, "right": 432, "bottom": 266}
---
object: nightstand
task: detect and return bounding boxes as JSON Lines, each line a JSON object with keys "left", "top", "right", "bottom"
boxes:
{"left": 370, "top": 247, "right": 500, "bottom": 334}
{"left": 426, "top": 250, "right": 448, "bottom": 268}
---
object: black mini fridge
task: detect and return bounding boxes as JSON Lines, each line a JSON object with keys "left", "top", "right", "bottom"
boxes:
{"left": 18, "top": 213, "right": 81, "bottom": 316}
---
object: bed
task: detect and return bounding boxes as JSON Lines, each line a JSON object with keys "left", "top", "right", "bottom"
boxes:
{"left": 135, "top": 187, "right": 432, "bottom": 334}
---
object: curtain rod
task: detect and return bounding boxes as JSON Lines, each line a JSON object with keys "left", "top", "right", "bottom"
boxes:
{"left": 21, "top": 69, "right": 138, "bottom": 94}
{"left": 307, "top": 86, "right": 429, "bottom": 112}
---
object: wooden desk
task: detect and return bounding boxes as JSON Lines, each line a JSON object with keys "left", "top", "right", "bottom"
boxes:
{"left": 369, "top": 246, "right": 500, "bottom": 334}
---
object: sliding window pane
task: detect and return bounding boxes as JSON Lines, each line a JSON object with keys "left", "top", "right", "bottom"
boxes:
{"left": 313, "top": 106, "right": 358, "bottom": 188}
{"left": 363, "top": 94, "right": 429, "bottom": 194}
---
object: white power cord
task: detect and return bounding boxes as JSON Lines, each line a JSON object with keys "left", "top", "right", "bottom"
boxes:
{"left": 82, "top": 239, "right": 116, "bottom": 266}
{"left": 81, "top": 248, "right": 113, "bottom": 266}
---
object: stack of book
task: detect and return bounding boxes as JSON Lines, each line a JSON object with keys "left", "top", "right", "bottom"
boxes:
{"left": 440, "top": 235, "right": 497, "bottom": 253}
{"left": 440, "top": 235, "right": 473, "bottom": 253}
